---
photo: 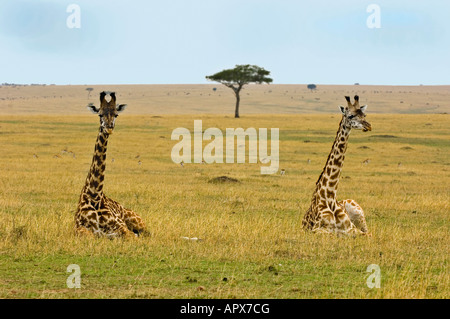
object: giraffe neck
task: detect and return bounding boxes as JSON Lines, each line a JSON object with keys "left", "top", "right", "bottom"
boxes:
{"left": 83, "top": 128, "right": 109, "bottom": 202}
{"left": 315, "top": 117, "right": 351, "bottom": 207}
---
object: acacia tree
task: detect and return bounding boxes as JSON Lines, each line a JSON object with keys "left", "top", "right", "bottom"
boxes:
{"left": 86, "top": 87, "right": 94, "bottom": 98}
{"left": 206, "top": 64, "right": 273, "bottom": 118}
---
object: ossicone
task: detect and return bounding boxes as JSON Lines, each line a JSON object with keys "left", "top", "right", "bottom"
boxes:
{"left": 100, "top": 91, "right": 107, "bottom": 102}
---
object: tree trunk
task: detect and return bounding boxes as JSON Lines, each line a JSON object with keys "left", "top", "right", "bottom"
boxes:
{"left": 234, "top": 92, "right": 240, "bottom": 118}
{"left": 226, "top": 84, "right": 243, "bottom": 118}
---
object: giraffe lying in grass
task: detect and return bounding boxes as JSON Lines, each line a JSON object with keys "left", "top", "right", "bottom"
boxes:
{"left": 302, "top": 95, "right": 371, "bottom": 236}
{"left": 75, "top": 91, "right": 148, "bottom": 239}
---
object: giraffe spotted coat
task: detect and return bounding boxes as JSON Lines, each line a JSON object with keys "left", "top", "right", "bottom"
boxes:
{"left": 302, "top": 95, "right": 371, "bottom": 236}
{"left": 75, "top": 91, "right": 148, "bottom": 238}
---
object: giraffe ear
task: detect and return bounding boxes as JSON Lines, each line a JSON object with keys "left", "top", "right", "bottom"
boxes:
{"left": 360, "top": 105, "right": 368, "bottom": 113}
{"left": 338, "top": 105, "right": 346, "bottom": 114}
{"left": 87, "top": 103, "right": 99, "bottom": 114}
{"left": 116, "top": 104, "right": 127, "bottom": 113}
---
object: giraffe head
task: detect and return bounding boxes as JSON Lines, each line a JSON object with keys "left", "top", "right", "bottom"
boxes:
{"left": 339, "top": 95, "right": 371, "bottom": 132}
{"left": 87, "top": 91, "right": 127, "bottom": 135}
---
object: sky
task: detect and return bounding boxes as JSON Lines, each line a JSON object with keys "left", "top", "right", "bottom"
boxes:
{"left": 0, "top": 0, "right": 449, "bottom": 85}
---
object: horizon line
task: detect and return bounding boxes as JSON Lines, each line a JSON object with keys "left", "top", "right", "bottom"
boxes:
{"left": 1, "top": 83, "right": 449, "bottom": 87}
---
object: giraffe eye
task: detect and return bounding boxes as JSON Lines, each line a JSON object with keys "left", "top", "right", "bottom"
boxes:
{"left": 348, "top": 115, "right": 355, "bottom": 119}
{"left": 114, "top": 114, "right": 118, "bottom": 118}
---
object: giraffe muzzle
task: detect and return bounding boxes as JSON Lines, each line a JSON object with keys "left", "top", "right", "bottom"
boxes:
{"left": 362, "top": 121, "right": 372, "bottom": 132}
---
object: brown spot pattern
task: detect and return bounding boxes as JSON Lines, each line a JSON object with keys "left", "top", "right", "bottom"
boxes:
{"left": 75, "top": 102, "right": 148, "bottom": 239}
{"left": 302, "top": 97, "right": 370, "bottom": 235}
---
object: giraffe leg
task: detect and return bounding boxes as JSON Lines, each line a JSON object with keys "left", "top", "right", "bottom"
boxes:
{"left": 313, "top": 211, "right": 338, "bottom": 234}
{"left": 339, "top": 199, "right": 369, "bottom": 234}
{"left": 75, "top": 226, "right": 95, "bottom": 238}
{"left": 75, "top": 210, "right": 97, "bottom": 237}
{"left": 76, "top": 209, "right": 136, "bottom": 239}
{"left": 334, "top": 206, "right": 364, "bottom": 237}
{"left": 122, "top": 209, "right": 149, "bottom": 237}
{"left": 104, "top": 198, "right": 149, "bottom": 237}
{"left": 109, "top": 224, "right": 138, "bottom": 239}
{"left": 99, "top": 211, "right": 138, "bottom": 239}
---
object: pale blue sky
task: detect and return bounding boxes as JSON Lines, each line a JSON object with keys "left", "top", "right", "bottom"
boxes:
{"left": 0, "top": 0, "right": 448, "bottom": 85}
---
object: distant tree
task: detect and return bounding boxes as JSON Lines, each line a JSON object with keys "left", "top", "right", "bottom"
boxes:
{"left": 307, "top": 84, "right": 317, "bottom": 92}
{"left": 206, "top": 64, "right": 273, "bottom": 118}
{"left": 86, "top": 87, "right": 93, "bottom": 98}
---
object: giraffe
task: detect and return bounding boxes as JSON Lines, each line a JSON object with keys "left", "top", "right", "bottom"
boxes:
{"left": 75, "top": 91, "right": 148, "bottom": 239}
{"left": 302, "top": 95, "right": 371, "bottom": 236}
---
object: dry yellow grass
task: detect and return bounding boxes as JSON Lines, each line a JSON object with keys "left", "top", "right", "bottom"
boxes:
{"left": 0, "top": 84, "right": 449, "bottom": 115}
{"left": 0, "top": 85, "right": 448, "bottom": 299}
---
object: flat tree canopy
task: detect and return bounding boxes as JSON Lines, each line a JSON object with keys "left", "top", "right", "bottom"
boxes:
{"left": 206, "top": 64, "right": 272, "bottom": 118}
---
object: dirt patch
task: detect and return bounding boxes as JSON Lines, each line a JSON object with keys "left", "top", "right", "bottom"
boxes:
{"left": 370, "top": 134, "right": 398, "bottom": 138}
{"left": 208, "top": 176, "right": 240, "bottom": 184}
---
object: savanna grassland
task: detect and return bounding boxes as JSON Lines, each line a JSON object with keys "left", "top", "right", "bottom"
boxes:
{"left": 0, "top": 84, "right": 448, "bottom": 299}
